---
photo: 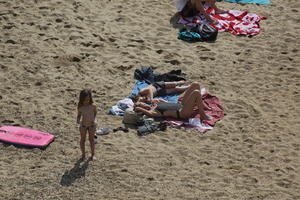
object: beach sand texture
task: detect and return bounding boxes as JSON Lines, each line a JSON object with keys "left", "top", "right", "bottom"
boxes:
{"left": 0, "top": 0, "right": 299, "bottom": 199}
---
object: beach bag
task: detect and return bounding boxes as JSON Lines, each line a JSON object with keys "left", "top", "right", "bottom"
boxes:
{"left": 122, "top": 107, "right": 143, "bottom": 125}
{"left": 178, "top": 28, "right": 202, "bottom": 42}
{"left": 192, "top": 24, "right": 218, "bottom": 42}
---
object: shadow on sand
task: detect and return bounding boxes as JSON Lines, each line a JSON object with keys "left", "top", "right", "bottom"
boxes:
{"left": 60, "top": 158, "right": 90, "bottom": 186}
{"left": 170, "top": 12, "right": 187, "bottom": 30}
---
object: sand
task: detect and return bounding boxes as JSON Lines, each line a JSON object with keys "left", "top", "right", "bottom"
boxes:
{"left": 0, "top": 0, "right": 299, "bottom": 199}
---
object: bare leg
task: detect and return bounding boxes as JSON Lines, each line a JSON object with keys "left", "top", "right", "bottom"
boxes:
{"left": 88, "top": 128, "right": 96, "bottom": 161}
{"left": 206, "top": 0, "right": 228, "bottom": 14}
{"left": 181, "top": 82, "right": 201, "bottom": 105}
{"left": 180, "top": 90, "right": 211, "bottom": 120}
{"left": 175, "top": 85, "right": 190, "bottom": 93}
{"left": 164, "top": 80, "right": 186, "bottom": 89}
{"left": 79, "top": 127, "right": 87, "bottom": 160}
{"left": 165, "top": 85, "right": 190, "bottom": 95}
{"left": 176, "top": 80, "right": 186, "bottom": 85}
{"left": 181, "top": 82, "right": 211, "bottom": 109}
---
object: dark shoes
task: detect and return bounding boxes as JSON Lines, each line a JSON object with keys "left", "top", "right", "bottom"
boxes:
{"left": 113, "top": 127, "right": 129, "bottom": 133}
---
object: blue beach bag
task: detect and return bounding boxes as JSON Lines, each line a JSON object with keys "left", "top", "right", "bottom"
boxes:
{"left": 178, "top": 28, "right": 202, "bottom": 42}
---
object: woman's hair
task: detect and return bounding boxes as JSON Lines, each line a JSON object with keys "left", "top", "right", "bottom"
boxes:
{"left": 131, "top": 93, "right": 141, "bottom": 103}
{"left": 78, "top": 89, "right": 93, "bottom": 109}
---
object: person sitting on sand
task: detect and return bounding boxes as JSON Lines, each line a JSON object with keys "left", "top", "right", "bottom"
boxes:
{"left": 77, "top": 89, "right": 97, "bottom": 161}
{"left": 133, "top": 82, "right": 212, "bottom": 121}
{"left": 175, "top": 0, "right": 228, "bottom": 24}
{"left": 133, "top": 80, "right": 189, "bottom": 104}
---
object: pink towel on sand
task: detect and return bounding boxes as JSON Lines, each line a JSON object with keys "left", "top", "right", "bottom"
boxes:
{"left": 177, "top": 6, "right": 266, "bottom": 36}
{"left": 164, "top": 91, "right": 224, "bottom": 133}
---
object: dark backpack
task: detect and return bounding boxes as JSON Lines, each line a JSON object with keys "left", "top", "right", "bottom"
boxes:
{"left": 191, "top": 24, "right": 218, "bottom": 42}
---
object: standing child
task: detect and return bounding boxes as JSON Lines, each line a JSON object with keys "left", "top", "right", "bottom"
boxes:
{"left": 77, "top": 89, "right": 97, "bottom": 161}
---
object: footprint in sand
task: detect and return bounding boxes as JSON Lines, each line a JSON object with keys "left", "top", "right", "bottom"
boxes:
{"left": 235, "top": 100, "right": 262, "bottom": 117}
{"left": 156, "top": 49, "right": 163, "bottom": 54}
{"left": 164, "top": 59, "right": 180, "bottom": 65}
{"left": 115, "top": 65, "right": 133, "bottom": 71}
{"left": 5, "top": 39, "right": 17, "bottom": 44}
{"left": 0, "top": 64, "right": 8, "bottom": 71}
{"left": 276, "top": 179, "right": 292, "bottom": 188}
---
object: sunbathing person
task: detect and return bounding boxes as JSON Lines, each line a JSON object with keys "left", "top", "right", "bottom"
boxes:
{"left": 133, "top": 80, "right": 189, "bottom": 103}
{"left": 133, "top": 82, "right": 212, "bottom": 121}
{"left": 175, "top": 0, "right": 228, "bottom": 24}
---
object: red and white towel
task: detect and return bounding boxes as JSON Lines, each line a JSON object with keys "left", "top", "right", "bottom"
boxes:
{"left": 177, "top": 7, "right": 266, "bottom": 36}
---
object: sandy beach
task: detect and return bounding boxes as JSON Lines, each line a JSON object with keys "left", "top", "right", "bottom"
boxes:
{"left": 0, "top": 0, "right": 299, "bottom": 199}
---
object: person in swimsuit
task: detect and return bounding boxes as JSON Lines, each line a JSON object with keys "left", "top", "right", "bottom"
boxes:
{"left": 133, "top": 80, "right": 189, "bottom": 104}
{"left": 175, "top": 0, "right": 228, "bottom": 25}
{"left": 133, "top": 82, "right": 212, "bottom": 121}
{"left": 77, "top": 89, "right": 97, "bottom": 161}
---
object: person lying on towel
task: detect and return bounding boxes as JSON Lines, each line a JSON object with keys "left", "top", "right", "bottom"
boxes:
{"left": 133, "top": 80, "right": 189, "bottom": 103}
{"left": 133, "top": 82, "right": 212, "bottom": 121}
{"left": 175, "top": 0, "right": 228, "bottom": 24}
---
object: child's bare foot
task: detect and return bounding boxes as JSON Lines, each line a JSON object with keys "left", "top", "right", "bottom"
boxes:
{"left": 215, "top": 8, "right": 228, "bottom": 14}
{"left": 89, "top": 155, "right": 96, "bottom": 161}
{"left": 80, "top": 155, "right": 86, "bottom": 161}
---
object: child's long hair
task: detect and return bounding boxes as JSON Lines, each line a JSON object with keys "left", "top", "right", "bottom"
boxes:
{"left": 78, "top": 89, "right": 93, "bottom": 109}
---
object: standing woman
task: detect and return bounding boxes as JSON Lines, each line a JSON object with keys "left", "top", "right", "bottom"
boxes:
{"left": 77, "top": 89, "right": 97, "bottom": 161}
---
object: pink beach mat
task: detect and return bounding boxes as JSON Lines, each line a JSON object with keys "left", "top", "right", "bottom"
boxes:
{"left": 0, "top": 126, "right": 55, "bottom": 148}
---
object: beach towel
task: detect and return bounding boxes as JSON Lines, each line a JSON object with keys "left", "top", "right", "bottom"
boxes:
{"left": 164, "top": 88, "right": 224, "bottom": 133}
{"left": 224, "top": 0, "right": 270, "bottom": 5}
{"left": 177, "top": 6, "right": 266, "bottom": 36}
{"left": 108, "top": 80, "right": 180, "bottom": 116}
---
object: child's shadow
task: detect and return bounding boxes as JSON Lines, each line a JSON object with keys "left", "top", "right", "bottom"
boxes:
{"left": 60, "top": 158, "right": 89, "bottom": 186}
